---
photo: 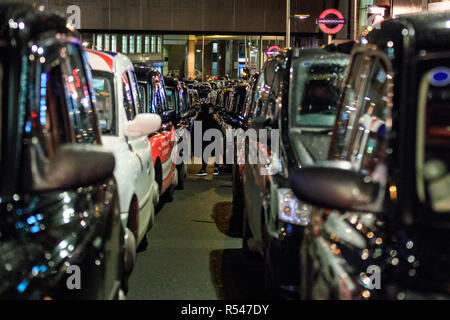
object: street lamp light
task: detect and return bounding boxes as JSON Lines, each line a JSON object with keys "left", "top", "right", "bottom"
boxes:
{"left": 294, "top": 14, "right": 310, "bottom": 20}
{"left": 286, "top": 0, "right": 290, "bottom": 48}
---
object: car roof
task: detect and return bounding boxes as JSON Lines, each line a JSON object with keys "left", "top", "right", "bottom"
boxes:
{"left": 366, "top": 11, "right": 450, "bottom": 55}
{"left": 234, "top": 83, "right": 248, "bottom": 92}
{"left": 163, "top": 76, "right": 178, "bottom": 87}
{"left": 0, "top": 3, "right": 73, "bottom": 51}
{"left": 86, "top": 49, "right": 134, "bottom": 75}
{"left": 134, "top": 65, "right": 161, "bottom": 82}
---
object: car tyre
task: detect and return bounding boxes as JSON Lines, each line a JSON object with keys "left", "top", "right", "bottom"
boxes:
{"left": 136, "top": 233, "right": 148, "bottom": 252}
{"left": 242, "top": 208, "right": 260, "bottom": 259}
{"left": 176, "top": 163, "right": 185, "bottom": 190}
{"left": 232, "top": 164, "right": 244, "bottom": 231}
{"left": 163, "top": 184, "right": 175, "bottom": 202}
{"left": 263, "top": 241, "right": 278, "bottom": 297}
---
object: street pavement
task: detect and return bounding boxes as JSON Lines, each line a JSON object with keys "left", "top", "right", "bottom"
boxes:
{"left": 127, "top": 164, "right": 275, "bottom": 300}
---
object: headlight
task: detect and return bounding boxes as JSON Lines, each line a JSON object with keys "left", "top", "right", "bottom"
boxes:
{"left": 277, "top": 188, "right": 311, "bottom": 226}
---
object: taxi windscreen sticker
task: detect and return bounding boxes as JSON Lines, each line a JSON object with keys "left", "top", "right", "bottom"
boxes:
{"left": 428, "top": 67, "right": 450, "bottom": 87}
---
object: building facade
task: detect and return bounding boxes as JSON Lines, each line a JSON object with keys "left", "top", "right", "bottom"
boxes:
{"left": 10, "top": 0, "right": 445, "bottom": 79}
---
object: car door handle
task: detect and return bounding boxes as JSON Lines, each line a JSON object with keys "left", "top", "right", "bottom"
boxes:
{"left": 135, "top": 153, "right": 144, "bottom": 171}
{"left": 125, "top": 136, "right": 133, "bottom": 152}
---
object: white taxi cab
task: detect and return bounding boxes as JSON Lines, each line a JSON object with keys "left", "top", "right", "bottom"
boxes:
{"left": 87, "top": 50, "right": 160, "bottom": 253}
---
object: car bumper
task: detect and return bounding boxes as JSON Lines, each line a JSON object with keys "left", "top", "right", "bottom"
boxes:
{"left": 266, "top": 222, "right": 305, "bottom": 299}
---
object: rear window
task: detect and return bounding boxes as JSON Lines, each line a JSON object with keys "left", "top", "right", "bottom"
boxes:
{"left": 290, "top": 55, "right": 349, "bottom": 129}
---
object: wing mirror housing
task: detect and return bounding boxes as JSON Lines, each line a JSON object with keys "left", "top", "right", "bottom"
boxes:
{"left": 160, "top": 110, "right": 177, "bottom": 124}
{"left": 289, "top": 161, "right": 381, "bottom": 213}
{"left": 251, "top": 116, "right": 272, "bottom": 129}
{"left": 27, "top": 144, "right": 115, "bottom": 192}
{"left": 180, "top": 108, "right": 196, "bottom": 119}
{"left": 223, "top": 112, "right": 247, "bottom": 130}
{"left": 124, "top": 113, "right": 162, "bottom": 137}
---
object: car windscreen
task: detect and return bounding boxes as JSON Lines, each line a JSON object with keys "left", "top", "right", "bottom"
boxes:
{"left": 92, "top": 71, "right": 116, "bottom": 135}
{"left": 288, "top": 53, "right": 349, "bottom": 163}
{"left": 290, "top": 55, "right": 349, "bottom": 129}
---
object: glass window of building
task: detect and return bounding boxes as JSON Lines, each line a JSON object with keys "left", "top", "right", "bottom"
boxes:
{"left": 145, "top": 35, "right": 149, "bottom": 53}
{"left": 111, "top": 35, "right": 117, "bottom": 52}
{"left": 157, "top": 36, "right": 162, "bottom": 53}
{"left": 96, "top": 34, "right": 102, "bottom": 51}
{"left": 129, "top": 35, "right": 135, "bottom": 54}
{"left": 122, "top": 35, "right": 128, "bottom": 54}
{"left": 151, "top": 36, "right": 156, "bottom": 53}
{"left": 137, "top": 35, "right": 142, "bottom": 54}
{"left": 104, "top": 34, "right": 110, "bottom": 51}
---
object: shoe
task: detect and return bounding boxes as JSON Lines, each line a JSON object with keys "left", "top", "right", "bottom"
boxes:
{"left": 213, "top": 167, "right": 219, "bottom": 176}
{"left": 196, "top": 169, "right": 207, "bottom": 176}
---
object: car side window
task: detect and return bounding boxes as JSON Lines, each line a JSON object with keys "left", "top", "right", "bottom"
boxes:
{"left": 331, "top": 53, "right": 393, "bottom": 183}
{"left": 29, "top": 59, "right": 71, "bottom": 158}
{"left": 178, "top": 84, "right": 186, "bottom": 112}
{"left": 330, "top": 54, "right": 372, "bottom": 160}
{"left": 227, "top": 91, "right": 234, "bottom": 112}
{"left": 259, "top": 60, "right": 282, "bottom": 120}
{"left": 122, "top": 72, "right": 136, "bottom": 120}
{"left": 166, "top": 88, "right": 176, "bottom": 111}
{"left": 151, "top": 75, "right": 166, "bottom": 113}
{"left": 129, "top": 70, "right": 142, "bottom": 113}
{"left": 266, "top": 66, "right": 284, "bottom": 123}
{"left": 61, "top": 44, "right": 97, "bottom": 144}
{"left": 252, "top": 73, "right": 265, "bottom": 117}
{"left": 23, "top": 50, "right": 74, "bottom": 191}
{"left": 243, "top": 83, "right": 253, "bottom": 117}
{"left": 138, "top": 83, "right": 147, "bottom": 113}
{"left": 349, "top": 59, "right": 391, "bottom": 175}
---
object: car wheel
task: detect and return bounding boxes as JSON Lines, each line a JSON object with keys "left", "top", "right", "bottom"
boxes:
{"left": 136, "top": 233, "right": 148, "bottom": 252}
{"left": 163, "top": 184, "right": 175, "bottom": 203}
{"left": 118, "top": 289, "right": 126, "bottom": 300}
{"left": 264, "top": 242, "right": 276, "bottom": 296}
{"left": 300, "top": 241, "right": 312, "bottom": 300}
{"left": 121, "top": 275, "right": 129, "bottom": 295}
{"left": 232, "top": 164, "right": 244, "bottom": 229}
{"left": 242, "top": 208, "right": 259, "bottom": 259}
{"left": 176, "top": 163, "right": 185, "bottom": 190}
{"left": 261, "top": 208, "right": 276, "bottom": 296}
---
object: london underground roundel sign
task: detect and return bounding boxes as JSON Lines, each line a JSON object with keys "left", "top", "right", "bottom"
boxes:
{"left": 266, "top": 45, "right": 281, "bottom": 57}
{"left": 316, "top": 9, "right": 345, "bottom": 34}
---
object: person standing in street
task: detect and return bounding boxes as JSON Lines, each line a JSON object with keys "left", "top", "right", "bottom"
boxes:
{"left": 194, "top": 102, "right": 221, "bottom": 176}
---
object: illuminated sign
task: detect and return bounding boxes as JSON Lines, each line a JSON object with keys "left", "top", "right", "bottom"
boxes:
{"left": 266, "top": 45, "right": 281, "bottom": 56}
{"left": 429, "top": 67, "right": 450, "bottom": 87}
{"left": 316, "top": 9, "right": 345, "bottom": 34}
